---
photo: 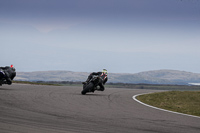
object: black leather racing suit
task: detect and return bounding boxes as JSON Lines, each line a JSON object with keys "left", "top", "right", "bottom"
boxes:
{"left": 86, "top": 72, "right": 108, "bottom": 91}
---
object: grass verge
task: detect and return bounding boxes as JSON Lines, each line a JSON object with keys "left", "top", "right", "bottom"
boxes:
{"left": 13, "top": 81, "right": 61, "bottom": 86}
{"left": 137, "top": 91, "right": 200, "bottom": 117}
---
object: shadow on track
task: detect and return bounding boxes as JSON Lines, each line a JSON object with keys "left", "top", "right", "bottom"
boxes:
{"left": 0, "top": 87, "right": 13, "bottom": 91}
{"left": 77, "top": 93, "right": 108, "bottom": 96}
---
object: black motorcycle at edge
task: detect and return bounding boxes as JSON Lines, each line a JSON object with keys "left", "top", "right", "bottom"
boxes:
{"left": 81, "top": 75, "right": 101, "bottom": 95}
{"left": 0, "top": 66, "right": 16, "bottom": 86}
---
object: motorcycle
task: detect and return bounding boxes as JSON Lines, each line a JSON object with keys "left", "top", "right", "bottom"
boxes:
{"left": 81, "top": 75, "right": 101, "bottom": 95}
{"left": 0, "top": 66, "right": 16, "bottom": 86}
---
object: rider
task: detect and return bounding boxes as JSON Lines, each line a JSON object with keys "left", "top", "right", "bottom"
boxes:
{"left": 0, "top": 65, "right": 16, "bottom": 85}
{"left": 82, "top": 69, "right": 108, "bottom": 91}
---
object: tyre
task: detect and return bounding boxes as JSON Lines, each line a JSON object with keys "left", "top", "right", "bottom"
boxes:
{"left": 81, "top": 82, "right": 94, "bottom": 95}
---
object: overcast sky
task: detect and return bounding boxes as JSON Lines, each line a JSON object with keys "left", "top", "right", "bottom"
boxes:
{"left": 0, "top": 0, "right": 200, "bottom": 73}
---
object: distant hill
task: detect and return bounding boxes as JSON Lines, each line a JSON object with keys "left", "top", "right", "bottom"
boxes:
{"left": 15, "top": 70, "right": 200, "bottom": 85}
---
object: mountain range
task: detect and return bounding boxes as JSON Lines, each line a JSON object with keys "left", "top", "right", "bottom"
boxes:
{"left": 15, "top": 70, "right": 200, "bottom": 85}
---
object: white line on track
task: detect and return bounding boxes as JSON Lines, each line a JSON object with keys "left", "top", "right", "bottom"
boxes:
{"left": 132, "top": 93, "right": 200, "bottom": 119}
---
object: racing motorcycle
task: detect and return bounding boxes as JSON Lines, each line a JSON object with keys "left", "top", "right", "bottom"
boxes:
{"left": 81, "top": 75, "right": 101, "bottom": 95}
{"left": 0, "top": 66, "right": 16, "bottom": 86}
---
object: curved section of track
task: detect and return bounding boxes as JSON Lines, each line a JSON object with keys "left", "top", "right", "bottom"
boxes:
{"left": 0, "top": 84, "right": 200, "bottom": 133}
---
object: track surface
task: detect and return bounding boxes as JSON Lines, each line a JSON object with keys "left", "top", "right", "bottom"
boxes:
{"left": 0, "top": 84, "right": 200, "bottom": 133}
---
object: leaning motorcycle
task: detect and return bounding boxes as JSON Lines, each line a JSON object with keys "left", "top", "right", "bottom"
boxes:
{"left": 81, "top": 75, "right": 101, "bottom": 95}
{"left": 0, "top": 66, "right": 16, "bottom": 86}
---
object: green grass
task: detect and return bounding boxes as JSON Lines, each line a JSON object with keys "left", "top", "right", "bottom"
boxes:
{"left": 13, "top": 81, "right": 61, "bottom": 86}
{"left": 137, "top": 91, "right": 200, "bottom": 117}
{"left": 105, "top": 83, "right": 200, "bottom": 91}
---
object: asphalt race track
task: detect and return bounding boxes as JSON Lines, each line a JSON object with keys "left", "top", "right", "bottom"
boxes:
{"left": 0, "top": 84, "right": 200, "bottom": 133}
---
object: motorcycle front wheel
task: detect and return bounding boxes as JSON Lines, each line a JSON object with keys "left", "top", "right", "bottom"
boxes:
{"left": 81, "top": 82, "right": 94, "bottom": 95}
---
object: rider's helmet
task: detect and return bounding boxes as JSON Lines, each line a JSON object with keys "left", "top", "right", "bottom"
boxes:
{"left": 102, "top": 69, "right": 107, "bottom": 75}
{"left": 10, "top": 65, "right": 16, "bottom": 71}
